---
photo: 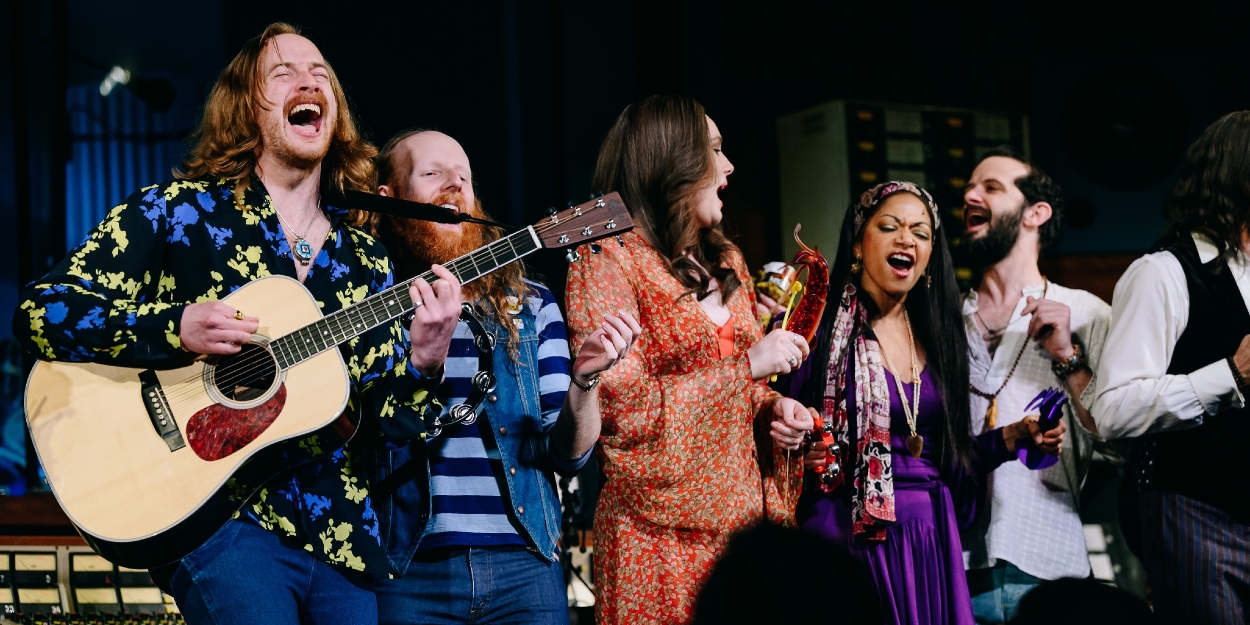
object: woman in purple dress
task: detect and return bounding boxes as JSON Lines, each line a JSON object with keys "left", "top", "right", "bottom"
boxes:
{"left": 790, "top": 182, "right": 1065, "bottom": 625}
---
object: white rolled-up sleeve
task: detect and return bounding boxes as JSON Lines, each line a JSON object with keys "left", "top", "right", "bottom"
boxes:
{"left": 1189, "top": 359, "right": 1244, "bottom": 416}
{"left": 1092, "top": 251, "right": 1244, "bottom": 439}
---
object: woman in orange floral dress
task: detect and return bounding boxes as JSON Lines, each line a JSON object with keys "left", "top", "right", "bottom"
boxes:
{"left": 565, "top": 95, "right": 817, "bottom": 625}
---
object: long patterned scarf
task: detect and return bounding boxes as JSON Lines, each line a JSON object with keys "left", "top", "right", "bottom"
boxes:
{"left": 823, "top": 284, "right": 895, "bottom": 540}
{"left": 819, "top": 181, "right": 941, "bottom": 541}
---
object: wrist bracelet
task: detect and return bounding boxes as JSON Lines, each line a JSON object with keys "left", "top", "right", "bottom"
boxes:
{"left": 1227, "top": 357, "right": 1250, "bottom": 396}
{"left": 1051, "top": 343, "right": 1087, "bottom": 379}
{"left": 571, "top": 373, "right": 601, "bottom": 393}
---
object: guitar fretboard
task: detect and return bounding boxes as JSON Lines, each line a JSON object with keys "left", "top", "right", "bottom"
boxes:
{"left": 269, "top": 226, "right": 541, "bottom": 368}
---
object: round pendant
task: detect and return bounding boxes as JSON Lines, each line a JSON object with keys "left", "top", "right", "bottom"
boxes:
{"left": 294, "top": 238, "right": 313, "bottom": 265}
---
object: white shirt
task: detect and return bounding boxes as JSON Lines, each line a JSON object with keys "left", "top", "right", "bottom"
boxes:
{"left": 1092, "top": 233, "right": 1248, "bottom": 440}
{"left": 962, "top": 280, "right": 1110, "bottom": 580}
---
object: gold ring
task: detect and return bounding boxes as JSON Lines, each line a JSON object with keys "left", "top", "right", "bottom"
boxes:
{"left": 234, "top": 310, "right": 244, "bottom": 321}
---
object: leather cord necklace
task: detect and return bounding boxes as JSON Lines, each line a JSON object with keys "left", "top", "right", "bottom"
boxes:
{"left": 968, "top": 280, "right": 1049, "bottom": 430}
{"left": 974, "top": 309, "right": 1008, "bottom": 335}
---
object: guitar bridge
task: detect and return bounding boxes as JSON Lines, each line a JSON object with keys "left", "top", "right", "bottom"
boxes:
{"left": 139, "top": 370, "right": 186, "bottom": 452}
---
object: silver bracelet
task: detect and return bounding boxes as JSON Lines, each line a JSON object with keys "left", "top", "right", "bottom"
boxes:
{"left": 571, "top": 374, "right": 601, "bottom": 393}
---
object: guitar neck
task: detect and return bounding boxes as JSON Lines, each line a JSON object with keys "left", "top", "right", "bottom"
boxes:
{"left": 269, "top": 226, "right": 542, "bottom": 368}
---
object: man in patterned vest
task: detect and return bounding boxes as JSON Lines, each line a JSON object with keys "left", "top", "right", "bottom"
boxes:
{"left": 13, "top": 23, "right": 456, "bottom": 624}
{"left": 1095, "top": 111, "right": 1250, "bottom": 624}
{"left": 359, "top": 129, "right": 638, "bottom": 625}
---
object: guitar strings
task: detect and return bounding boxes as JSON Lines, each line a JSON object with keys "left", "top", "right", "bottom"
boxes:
{"left": 159, "top": 203, "right": 611, "bottom": 405}
{"left": 166, "top": 213, "right": 611, "bottom": 409}
{"left": 157, "top": 224, "right": 530, "bottom": 402}
{"left": 154, "top": 202, "right": 613, "bottom": 410}
{"left": 177, "top": 227, "right": 529, "bottom": 396}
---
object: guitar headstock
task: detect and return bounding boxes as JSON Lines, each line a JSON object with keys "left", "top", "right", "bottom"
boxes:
{"left": 533, "top": 192, "right": 633, "bottom": 250}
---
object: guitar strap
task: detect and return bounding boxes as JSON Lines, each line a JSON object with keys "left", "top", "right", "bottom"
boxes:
{"left": 342, "top": 190, "right": 513, "bottom": 230}
{"left": 423, "top": 302, "right": 498, "bottom": 438}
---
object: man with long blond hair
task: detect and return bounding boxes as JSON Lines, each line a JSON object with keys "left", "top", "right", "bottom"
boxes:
{"left": 359, "top": 129, "right": 638, "bottom": 624}
{"left": 13, "top": 23, "right": 455, "bottom": 624}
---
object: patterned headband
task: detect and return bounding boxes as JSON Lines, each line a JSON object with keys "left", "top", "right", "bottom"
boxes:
{"left": 851, "top": 181, "right": 941, "bottom": 235}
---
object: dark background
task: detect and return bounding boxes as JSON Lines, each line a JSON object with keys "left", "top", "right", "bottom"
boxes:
{"left": 5, "top": 0, "right": 1245, "bottom": 326}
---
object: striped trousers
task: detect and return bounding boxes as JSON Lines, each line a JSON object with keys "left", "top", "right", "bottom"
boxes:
{"left": 1137, "top": 490, "right": 1250, "bottom": 624}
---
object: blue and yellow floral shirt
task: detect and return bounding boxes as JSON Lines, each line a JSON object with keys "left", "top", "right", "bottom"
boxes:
{"left": 13, "top": 177, "right": 437, "bottom": 574}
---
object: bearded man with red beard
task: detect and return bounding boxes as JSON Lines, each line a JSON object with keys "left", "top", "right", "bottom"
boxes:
{"left": 358, "top": 130, "right": 638, "bottom": 625}
{"left": 13, "top": 24, "right": 458, "bottom": 625}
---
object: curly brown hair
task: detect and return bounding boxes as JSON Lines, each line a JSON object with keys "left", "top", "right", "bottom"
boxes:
{"left": 176, "top": 22, "right": 377, "bottom": 205}
{"left": 1163, "top": 111, "right": 1250, "bottom": 259}
{"left": 592, "top": 96, "right": 742, "bottom": 303}
{"left": 976, "top": 145, "right": 1065, "bottom": 250}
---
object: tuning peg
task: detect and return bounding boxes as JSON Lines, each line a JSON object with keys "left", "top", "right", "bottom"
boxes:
{"left": 567, "top": 201, "right": 577, "bottom": 209}
{"left": 595, "top": 190, "right": 605, "bottom": 197}
{"left": 546, "top": 206, "right": 558, "bottom": 216}
{"left": 591, "top": 243, "right": 602, "bottom": 254}
{"left": 565, "top": 248, "right": 580, "bottom": 263}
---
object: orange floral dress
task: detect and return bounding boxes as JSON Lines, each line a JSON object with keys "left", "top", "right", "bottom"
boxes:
{"left": 565, "top": 231, "right": 803, "bottom": 625}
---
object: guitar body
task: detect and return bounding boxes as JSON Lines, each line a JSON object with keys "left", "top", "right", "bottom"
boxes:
{"left": 19, "top": 191, "right": 636, "bottom": 569}
{"left": 24, "top": 276, "right": 351, "bottom": 569}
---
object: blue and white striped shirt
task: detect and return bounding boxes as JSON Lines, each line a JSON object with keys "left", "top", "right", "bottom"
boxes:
{"left": 418, "top": 280, "right": 574, "bottom": 551}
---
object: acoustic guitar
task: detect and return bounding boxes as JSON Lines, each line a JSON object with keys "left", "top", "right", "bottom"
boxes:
{"left": 22, "top": 193, "right": 631, "bottom": 569}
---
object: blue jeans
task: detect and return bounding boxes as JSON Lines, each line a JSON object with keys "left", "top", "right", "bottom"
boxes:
{"left": 376, "top": 546, "right": 568, "bottom": 625}
{"left": 967, "top": 560, "right": 1042, "bottom": 624}
{"left": 157, "top": 520, "right": 377, "bottom": 625}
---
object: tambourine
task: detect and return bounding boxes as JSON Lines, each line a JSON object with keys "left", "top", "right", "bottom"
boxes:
{"left": 421, "top": 302, "right": 498, "bottom": 439}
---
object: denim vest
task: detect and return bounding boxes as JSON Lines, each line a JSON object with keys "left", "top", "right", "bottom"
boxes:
{"left": 371, "top": 305, "right": 564, "bottom": 576}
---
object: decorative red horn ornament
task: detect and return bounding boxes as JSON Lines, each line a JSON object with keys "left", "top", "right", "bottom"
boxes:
{"left": 782, "top": 224, "right": 829, "bottom": 343}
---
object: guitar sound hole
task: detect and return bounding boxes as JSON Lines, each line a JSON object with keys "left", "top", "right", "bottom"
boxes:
{"left": 213, "top": 343, "right": 278, "bottom": 403}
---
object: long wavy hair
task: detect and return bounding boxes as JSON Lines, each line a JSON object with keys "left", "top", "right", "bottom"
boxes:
{"left": 592, "top": 95, "right": 742, "bottom": 303}
{"left": 803, "top": 187, "right": 973, "bottom": 472}
{"left": 176, "top": 22, "right": 377, "bottom": 205}
{"left": 1162, "top": 111, "right": 1250, "bottom": 260}
{"left": 362, "top": 129, "right": 530, "bottom": 355}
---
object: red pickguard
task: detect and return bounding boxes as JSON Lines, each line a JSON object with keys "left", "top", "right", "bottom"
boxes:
{"left": 186, "top": 385, "right": 287, "bottom": 461}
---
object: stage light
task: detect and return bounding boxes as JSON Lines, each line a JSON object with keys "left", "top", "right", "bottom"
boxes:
{"left": 98, "top": 65, "right": 130, "bottom": 96}
{"left": 97, "top": 65, "right": 176, "bottom": 112}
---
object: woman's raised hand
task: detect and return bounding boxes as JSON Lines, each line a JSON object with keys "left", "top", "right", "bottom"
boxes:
{"left": 747, "top": 329, "right": 810, "bottom": 380}
{"left": 571, "top": 310, "right": 642, "bottom": 388}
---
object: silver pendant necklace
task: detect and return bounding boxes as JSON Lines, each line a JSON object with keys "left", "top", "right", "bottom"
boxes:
{"left": 274, "top": 205, "right": 320, "bottom": 265}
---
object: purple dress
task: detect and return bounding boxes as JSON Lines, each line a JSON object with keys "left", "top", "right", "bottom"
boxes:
{"left": 797, "top": 367, "right": 1013, "bottom": 625}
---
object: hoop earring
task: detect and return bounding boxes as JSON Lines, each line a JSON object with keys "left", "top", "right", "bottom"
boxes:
{"left": 851, "top": 256, "right": 862, "bottom": 274}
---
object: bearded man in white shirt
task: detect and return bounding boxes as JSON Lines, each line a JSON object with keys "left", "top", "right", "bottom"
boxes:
{"left": 1094, "top": 111, "right": 1250, "bottom": 625}
{"left": 960, "top": 146, "right": 1110, "bottom": 624}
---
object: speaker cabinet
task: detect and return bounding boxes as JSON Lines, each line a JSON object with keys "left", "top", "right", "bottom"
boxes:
{"left": 777, "top": 100, "right": 1028, "bottom": 280}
